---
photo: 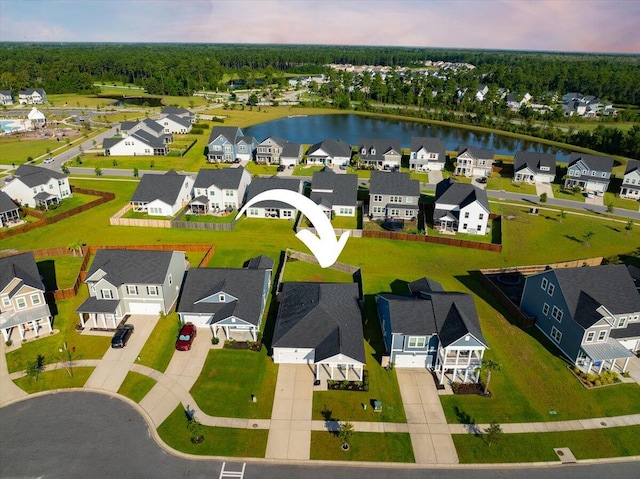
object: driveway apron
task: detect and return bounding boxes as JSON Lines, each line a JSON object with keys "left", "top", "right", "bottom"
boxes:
{"left": 0, "top": 345, "right": 28, "bottom": 405}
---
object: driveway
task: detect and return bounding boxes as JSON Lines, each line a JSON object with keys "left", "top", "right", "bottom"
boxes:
{"left": 625, "top": 355, "right": 640, "bottom": 386}
{"left": 535, "top": 182, "right": 554, "bottom": 199}
{"left": 0, "top": 344, "right": 28, "bottom": 405}
{"left": 585, "top": 194, "right": 605, "bottom": 206}
{"left": 428, "top": 169, "right": 443, "bottom": 185}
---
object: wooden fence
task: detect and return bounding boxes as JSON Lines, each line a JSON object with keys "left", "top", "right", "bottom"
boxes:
{"left": 362, "top": 230, "right": 502, "bottom": 252}
{"left": 172, "top": 220, "right": 234, "bottom": 231}
{"left": 477, "top": 272, "right": 536, "bottom": 328}
{"left": 109, "top": 204, "right": 172, "bottom": 228}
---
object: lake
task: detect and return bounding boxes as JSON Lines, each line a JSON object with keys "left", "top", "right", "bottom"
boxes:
{"left": 244, "top": 114, "right": 573, "bottom": 162}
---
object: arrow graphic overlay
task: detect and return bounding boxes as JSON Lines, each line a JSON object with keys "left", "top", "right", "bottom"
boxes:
{"left": 238, "top": 189, "right": 350, "bottom": 268}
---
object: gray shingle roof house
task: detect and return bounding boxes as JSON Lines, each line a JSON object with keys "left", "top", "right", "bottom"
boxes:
{"left": 0, "top": 191, "right": 20, "bottom": 227}
{"left": 564, "top": 153, "right": 614, "bottom": 193}
{"left": 520, "top": 264, "right": 640, "bottom": 374}
{"left": 369, "top": 171, "right": 419, "bottom": 221}
{"left": 0, "top": 252, "right": 52, "bottom": 342}
{"left": 1, "top": 164, "right": 72, "bottom": 209}
{"left": 310, "top": 168, "right": 358, "bottom": 218}
{"left": 358, "top": 138, "right": 402, "bottom": 170}
{"left": 207, "top": 126, "right": 256, "bottom": 163}
{"left": 272, "top": 282, "right": 366, "bottom": 382}
{"left": 513, "top": 151, "right": 556, "bottom": 184}
{"left": 176, "top": 256, "right": 274, "bottom": 340}
{"left": 455, "top": 145, "right": 494, "bottom": 177}
{"left": 307, "top": 139, "right": 352, "bottom": 167}
{"left": 190, "top": 166, "right": 251, "bottom": 215}
{"left": 244, "top": 177, "right": 302, "bottom": 219}
{"left": 409, "top": 137, "right": 446, "bottom": 172}
{"left": 434, "top": 179, "right": 490, "bottom": 235}
{"left": 620, "top": 159, "right": 640, "bottom": 200}
{"left": 0, "top": 90, "right": 13, "bottom": 106}
{"left": 130, "top": 170, "right": 193, "bottom": 217}
{"left": 76, "top": 249, "right": 187, "bottom": 328}
{"left": 376, "top": 279, "right": 488, "bottom": 384}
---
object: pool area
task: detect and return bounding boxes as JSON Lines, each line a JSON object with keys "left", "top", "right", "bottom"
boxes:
{"left": 0, "top": 119, "right": 31, "bottom": 134}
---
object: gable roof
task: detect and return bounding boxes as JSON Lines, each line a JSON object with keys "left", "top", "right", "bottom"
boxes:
{"left": 208, "top": 126, "right": 243, "bottom": 145}
{"left": 131, "top": 130, "right": 166, "bottom": 148}
{"left": 0, "top": 191, "right": 18, "bottom": 214}
{"left": 246, "top": 255, "right": 275, "bottom": 270}
{"left": 0, "top": 252, "right": 43, "bottom": 292}
{"left": 624, "top": 160, "right": 640, "bottom": 175}
{"left": 514, "top": 151, "right": 556, "bottom": 174}
{"left": 11, "top": 164, "right": 66, "bottom": 187}
{"left": 358, "top": 138, "right": 402, "bottom": 160}
{"left": 435, "top": 179, "right": 489, "bottom": 211}
{"left": 568, "top": 153, "right": 614, "bottom": 173}
{"left": 86, "top": 249, "right": 177, "bottom": 286}
{"left": 161, "top": 106, "right": 191, "bottom": 116}
{"left": 281, "top": 141, "right": 303, "bottom": 158}
{"left": 273, "top": 282, "right": 365, "bottom": 363}
{"left": 259, "top": 136, "right": 288, "bottom": 148}
{"left": 102, "top": 137, "right": 121, "bottom": 150}
{"left": 377, "top": 293, "right": 437, "bottom": 335}
{"left": 310, "top": 168, "right": 357, "bottom": 209}
{"left": 457, "top": 145, "right": 494, "bottom": 159}
{"left": 246, "top": 177, "right": 301, "bottom": 209}
{"left": 369, "top": 171, "right": 419, "bottom": 196}
{"left": 131, "top": 170, "right": 189, "bottom": 205}
{"left": 307, "top": 139, "right": 352, "bottom": 158}
{"left": 410, "top": 137, "right": 445, "bottom": 158}
{"left": 193, "top": 166, "right": 248, "bottom": 190}
{"left": 408, "top": 277, "right": 444, "bottom": 296}
{"left": 140, "top": 118, "right": 164, "bottom": 134}
{"left": 163, "top": 114, "right": 192, "bottom": 128}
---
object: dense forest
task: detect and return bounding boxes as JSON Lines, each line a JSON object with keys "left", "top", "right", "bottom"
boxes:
{"left": 1, "top": 43, "right": 639, "bottom": 105}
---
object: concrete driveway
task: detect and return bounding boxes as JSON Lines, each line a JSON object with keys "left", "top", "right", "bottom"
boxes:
{"left": 428, "top": 169, "right": 443, "bottom": 185}
{"left": 535, "top": 182, "right": 554, "bottom": 199}
{"left": 625, "top": 355, "right": 640, "bottom": 386}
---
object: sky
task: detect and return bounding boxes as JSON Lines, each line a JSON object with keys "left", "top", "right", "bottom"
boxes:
{"left": 1, "top": 0, "right": 639, "bottom": 54}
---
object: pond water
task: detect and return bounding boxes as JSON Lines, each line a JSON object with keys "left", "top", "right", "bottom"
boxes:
{"left": 105, "top": 96, "right": 165, "bottom": 107}
{"left": 244, "top": 114, "right": 573, "bottom": 162}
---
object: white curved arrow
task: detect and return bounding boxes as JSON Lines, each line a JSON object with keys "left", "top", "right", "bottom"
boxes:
{"left": 238, "top": 188, "right": 350, "bottom": 268}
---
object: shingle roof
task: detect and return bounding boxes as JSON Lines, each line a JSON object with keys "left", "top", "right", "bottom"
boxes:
{"left": 86, "top": 249, "right": 177, "bottom": 287}
{"left": 568, "top": 153, "right": 614, "bottom": 173}
{"left": 208, "top": 126, "right": 242, "bottom": 145}
{"left": 307, "top": 139, "right": 352, "bottom": 158}
{"left": 514, "top": 151, "right": 556, "bottom": 174}
{"left": 310, "top": 168, "right": 357, "bottom": 209}
{"left": 164, "top": 114, "right": 192, "bottom": 128}
{"left": 408, "top": 277, "right": 444, "bottom": 296}
{"left": 161, "top": 106, "right": 191, "bottom": 116}
{"left": 102, "top": 137, "right": 121, "bottom": 150}
{"left": 0, "top": 252, "right": 43, "bottom": 292}
{"left": 358, "top": 138, "right": 402, "bottom": 161}
{"left": 610, "top": 321, "right": 640, "bottom": 340}
{"left": 410, "top": 137, "right": 445, "bottom": 158}
{"left": 273, "top": 282, "right": 365, "bottom": 363}
{"left": 435, "top": 179, "right": 489, "bottom": 211}
{"left": 131, "top": 170, "right": 188, "bottom": 205}
{"left": 246, "top": 177, "right": 301, "bottom": 209}
{"left": 457, "top": 145, "right": 494, "bottom": 159}
{"left": 624, "top": 160, "right": 640, "bottom": 175}
{"left": 131, "top": 130, "right": 166, "bottom": 148}
{"left": 0, "top": 191, "right": 18, "bottom": 214}
{"left": 12, "top": 164, "right": 66, "bottom": 187}
{"left": 193, "top": 166, "right": 248, "bottom": 190}
{"left": 377, "top": 293, "right": 437, "bottom": 335}
{"left": 281, "top": 142, "right": 303, "bottom": 158}
{"left": 141, "top": 118, "right": 164, "bottom": 134}
{"left": 246, "top": 255, "right": 275, "bottom": 270}
{"left": 369, "top": 171, "right": 419, "bottom": 196}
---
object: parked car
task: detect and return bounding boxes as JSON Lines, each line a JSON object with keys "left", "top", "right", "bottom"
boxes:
{"left": 476, "top": 176, "right": 488, "bottom": 184}
{"left": 277, "top": 164, "right": 286, "bottom": 172}
{"left": 176, "top": 323, "right": 197, "bottom": 351}
{"left": 287, "top": 164, "right": 294, "bottom": 169}
{"left": 339, "top": 164, "right": 347, "bottom": 170}
{"left": 111, "top": 324, "right": 134, "bottom": 348}
{"left": 43, "top": 157, "right": 54, "bottom": 164}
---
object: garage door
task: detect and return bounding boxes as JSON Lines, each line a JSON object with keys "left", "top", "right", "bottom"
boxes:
{"left": 274, "top": 347, "right": 313, "bottom": 364}
{"left": 394, "top": 354, "right": 430, "bottom": 368}
{"left": 128, "top": 303, "right": 162, "bottom": 315}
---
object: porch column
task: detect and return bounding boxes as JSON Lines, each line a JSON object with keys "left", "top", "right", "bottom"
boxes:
{"left": 17, "top": 324, "right": 25, "bottom": 340}
{"left": 46, "top": 317, "right": 52, "bottom": 334}
{"left": 110, "top": 316, "right": 117, "bottom": 329}
{"left": 598, "top": 361, "right": 604, "bottom": 374}
{"left": 463, "top": 367, "right": 469, "bottom": 383}
{"left": 251, "top": 327, "right": 256, "bottom": 341}
{"left": 1, "top": 328, "right": 9, "bottom": 342}
{"left": 101, "top": 314, "right": 107, "bottom": 329}
{"left": 315, "top": 365, "right": 319, "bottom": 380}
{"left": 623, "top": 357, "right": 630, "bottom": 373}
{"left": 330, "top": 365, "right": 334, "bottom": 380}
{"left": 31, "top": 320, "right": 39, "bottom": 337}
{"left": 79, "top": 313, "right": 86, "bottom": 328}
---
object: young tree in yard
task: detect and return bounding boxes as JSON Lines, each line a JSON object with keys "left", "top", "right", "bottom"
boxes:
{"left": 26, "top": 354, "right": 45, "bottom": 382}
{"left": 583, "top": 231, "right": 595, "bottom": 247}
{"left": 539, "top": 192, "right": 547, "bottom": 203}
{"left": 606, "top": 202, "right": 614, "bottom": 214}
{"left": 338, "top": 421, "right": 355, "bottom": 449}
{"left": 478, "top": 360, "right": 501, "bottom": 396}
{"left": 133, "top": 167, "right": 139, "bottom": 177}
{"left": 484, "top": 422, "right": 502, "bottom": 446}
{"left": 67, "top": 238, "right": 84, "bottom": 256}
{"left": 558, "top": 209, "right": 566, "bottom": 223}
{"left": 625, "top": 220, "right": 633, "bottom": 236}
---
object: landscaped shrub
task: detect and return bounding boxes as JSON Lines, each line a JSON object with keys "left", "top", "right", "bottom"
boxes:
{"left": 570, "top": 367, "right": 621, "bottom": 387}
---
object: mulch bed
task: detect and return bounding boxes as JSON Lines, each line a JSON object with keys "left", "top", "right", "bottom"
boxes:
{"left": 452, "top": 382, "right": 491, "bottom": 397}
{"left": 223, "top": 340, "right": 262, "bottom": 352}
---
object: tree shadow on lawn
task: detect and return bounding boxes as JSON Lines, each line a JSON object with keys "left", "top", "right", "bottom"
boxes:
{"left": 454, "top": 406, "right": 482, "bottom": 435}
{"left": 390, "top": 279, "right": 409, "bottom": 294}
{"left": 321, "top": 405, "right": 340, "bottom": 435}
{"left": 259, "top": 250, "right": 286, "bottom": 352}
{"left": 37, "top": 260, "right": 58, "bottom": 291}
{"left": 362, "top": 294, "right": 386, "bottom": 364}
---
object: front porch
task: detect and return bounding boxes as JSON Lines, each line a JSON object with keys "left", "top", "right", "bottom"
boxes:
{"left": 34, "top": 192, "right": 60, "bottom": 210}
{"left": 435, "top": 348, "right": 484, "bottom": 384}
{"left": 75, "top": 297, "right": 121, "bottom": 330}
{"left": 0, "top": 208, "right": 20, "bottom": 226}
{"left": 577, "top": 340, "right": 635, "bottom": 374}
{"left": 0, "top": 305, "right": 53, "bottom": 342}
{"left": 211, "top": 323, "right": 257, "bottom": 342}
{"left": 314, "top": 362, "right": 364, "bottom": 382}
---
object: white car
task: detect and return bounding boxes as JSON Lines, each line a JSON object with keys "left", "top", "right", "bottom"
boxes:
{"left": 43, "top": 158, "right": 54, "bottom": 164}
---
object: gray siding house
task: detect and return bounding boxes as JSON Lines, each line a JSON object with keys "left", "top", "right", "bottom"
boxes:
{"left": 369, "top": 171, "right": 419, "bottom": 221}
{"left": 358, "top": 138, "right": 402, "bottom": 170}
{"left": 455, "top": 146, "right": 494, "bottom": 177}
{"left": 310, "top": 168, "right": 358, "bottom": 218}
{"left": 564, "top": 153, "right": 614, "bottom": 193}
{"left": 307, "top": 139, "right": 352, "bottom": 167}
{"left": 619, "top": 160, "right": 640, "bottom": 200}
{"left": 207, "top": 126, "right": 256, "bottom": 163}
{"left": 0, "top": 191, "right": 20, "bottom": 227}
{"left": 76, "top": 249, "right": 187, "bottom": 328}
{"left": 244, "top": 177, "right": 302, "bottom": 219}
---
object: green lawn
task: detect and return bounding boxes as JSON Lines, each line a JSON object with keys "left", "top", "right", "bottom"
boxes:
{"left": 181, "top": 211, "right": 238, "bottom": 223}
{"left": 603, "top": 192, "right": 639, "bottom": 211}
{"left": 453, "top": 426, "right": 640, "bottom": 463}
{"left": 551, "top": 184, "right": 586, "bottom": 202}
{"left": 190, "top": 348, "right": 278, "bottom": 419}
{"left": 157, "top": 405, "right": 268, "bottom": 457}
{"left": 331, "top": 214, "right": 358, "bottom": 229}
{"left": 311, "top": 431, "right": 414, "bottom": 462}
{"left": 38, "top": 193, "right": 98, "bottom": 218}
{"left": 245, "top": 162, "right": 279, "bottom": 176}
{"left": 137, "top": 312, "right": 181, "bottom": 373}
{"left": 293, "top": 165, "right": 324, "bottom": 177}
{"left": 13, "top": 367, "right": 94, "bottom": 393}
{"left": 117, "top": 371, "right": 157, "bottom": 403}
{"left": 0, "top": 137, "right": 61, "bottom": 164}
{"left": 37, "top": 255, "right": 85, "bottom": 290}
{"left": 47, "top": 93, "right": 116, "bottom": 108}
{"left": 487, "top": 176, "right": 537, "bottom": 195}
{"left": 282, "top": 259, "right": 354, "bottom": 283}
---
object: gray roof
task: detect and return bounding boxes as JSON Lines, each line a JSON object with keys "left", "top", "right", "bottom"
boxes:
{"left": 19, "top": 88, "right": 45, "bottom": 96}
{"left": 0, "top": 191, "right": 18, "bottom": 214}
{"left": 408, "top": 277, "right": 444, "bottom": 296}
{"left": 358, "top": 138, "right": 402, "bottom": 161}
{"left": 0, "top": 90, "right": 13, "bottom": 97}
{"left": 458, "top": 145, "right": 494, "bottom": 159}
{"left": 86, "top": 249, "right": 177, "bottom": 286}
{"left": 131, "top": 130, "right": 166, "bottom": 148}
{"left": 0, "top": 252, "right": 43, "bottom": 292}
{"left": 259, "top": 136, "right": 288, "bottom": 148}
{"left": 12, "top": 164, "right": 66, "bottom": 188}
{"left": 568, "top": 153, "right": 614, "bottom": 173}
{"left": 369, "top": 171, "right": 419, "bottom": 197}
{"left": 193, "top": 166, "right": 248, "bottom": 190}
{"left": 75, "top": 296, "right": 120, "bottom": 314}
{"left": 514, "top": 151, "right": 556, "bottom": 174}
{"left": 581, "top": 339, "right": 634, "bottom": 361}
{"left": 550, "top": 265, "right": 640, "bottom": 328}
{"left": 246, "top": 177, "right": 301, "bottom": 209}
{"left": 102, "top": 137, "right": 121, "bottom": 150}
{"left": 624, "top": 160, "right": 640, "bottom": 175}
{"left": 610, "top": 321, "right": 640, "bottom": 340}
{"left": 208, "top": 126, "right": 243, "bottom": 145}
{"left": 435, "top": 179, "right": 490, "bottom": 211}
{"left": 410, "top": 137, "right": 445, "bottom": 159}
{"left": 307, "top": 139, "right": 352, "bottom": 158}
{"left": 164, "top": 114, "right": 192, "bottom": 128}
{"left": 273, "top": 282, "right": 365, "bottom": 363}
{"left": 161, "top": 106, "right": 191, "bottom": 116}
{"left": 120, "top": 121, "right": 138, "bottom": 131}
{"left": 246, "top": 255, "right": 275, "bottom": 270}
{"left": 141, "top": 118, "right": 164, "bottom": 134}
{"left": 131, "top": 170, "right": 188, "bottom": 205}
{"left": 310, "top": 168, "right": 357, "bottom": 209}
{"left": 176, "top": 267, "right": 270, "bottom": 326}
{"left": 281, "top": 141, "right": 303, "bottom": 158}
{"left": 377, "top": 293, "right": 437, "bottom": 335}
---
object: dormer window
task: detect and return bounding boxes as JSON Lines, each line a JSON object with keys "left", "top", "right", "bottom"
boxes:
{"left": 361, "top": 148, "right": 366, "bottom": 155}
{"left": 370, "top": 148, "right": 376, "bottom": 155}
{"left": 219, "top": 294, "right": 225, "bottom": 302}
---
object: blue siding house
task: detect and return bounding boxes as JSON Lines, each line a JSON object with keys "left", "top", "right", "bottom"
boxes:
{"left": 207, "top": 126, "right": 257, "bottom": 163}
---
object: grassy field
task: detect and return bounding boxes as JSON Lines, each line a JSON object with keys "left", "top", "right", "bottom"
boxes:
{"left": 137, "top": 312, "right": 181, "bottom": 373}
{"left": 487, "top": 176, "right": 537, "bottom": 195}
{"left": 603, "top": 192, "right": 640, "bottom": 211}
{"left": 47, "top": 94, "right": 116, "bottom": 108}
{"left": 0, "top": 137, "right": 62, "bottom": 164}
{"left": 13, "top": 367, "right": 94, "bottom": 393}
{"left": 36, "top": 255, "right": 85, "bottom": 290}
{"left": 117, "top": 371, "right": 157, "bottom": 403}
{"left": 311, "top": 431, "right": 414, "bottom": 462}
{"left": 282, "top": 259, "right": 354, "bottom": 283}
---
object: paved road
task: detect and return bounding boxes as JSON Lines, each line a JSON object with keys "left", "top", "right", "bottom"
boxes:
{"left": 1, "top": 392, "right": 639, "bottom": 479}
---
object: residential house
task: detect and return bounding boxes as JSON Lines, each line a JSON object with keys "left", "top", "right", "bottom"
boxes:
{"left": 27, "top": 107, "right": 46, "bottom": 127}
{"left": 157, "top": 114, "right": 192, "bottom": 134}
{"left": 475, "top": 85, "right": 489, "bottom": 102}
{"left": 272, "top": 282, "right": 366, "bottom": 382}
{"left": 306, "top": 139, "right": 352, "bottom": 167}
{"left": 160, "top": 106, "right": 196, "bottom": 124}
{"left": 369, "top": 171, "right": 419, "bottom": 221}
{"left": 0, "top": 90, "right": 13, "bottom": 106}
{"left": 76, "top": 249, "right": 187, "bottom": 327}
{"left": 121, "top": 118, "right": 173, "bottom": 144}
{"left": 18, "top": 88, "right": 46, "bottom": 105}
{"left": 256, "top": 136, "right": 303, "bottom": 166}
{"left": 434, "top": 179, "right": 490, "bottom": 235}
{"left": 376, "top": 278, "right": 488, "bottom": 384}
{"left": 358, "top": 138, "right": 402, "bottom": 170}
{"left": 130, "top": 170, "right": 193, "bottom": 217}
{"left": 310, "top": 167, "right": 358, "bottom": 218}
{"left": 244, "top": 176, "right": 302, "bottom": 219}
{"left": 409, "top": 137, "right": 446, "bottom": 171}
{"left": 176, "top": 256, "right": 274, "bottom": 340}
{"left": 0, "top": 191, "right": 20, "bottom": 227}
{"left": 506, "top": 92, "right": 531, "bottom": 110}
{"left": 513, "top": 151, "right": 556, "bottom": 184}
{"left": 455, "top": 146, "right": 494, "bottom": 177}
{"left": 619, "top": 160, "right": 640, "bottom": 200}
{"left": 189, "top": 166, "right": 251, "bottom": 215}
{"left": 102, "top": 131, "right": 168, "bottom": 156}
{"left": 564, "top": 153, "right": 613, "bottom": 193}
{"left": 520, "top": 265, "right": 640, "bottom": 374}
{"left": 207, "top": 126, "right": 256, "bottom": 163}
{"left": 280, "top": 141, "right": 304, "bottom": 167}
{"left": 2, "top": 164, "right": 72, "bottom": 209}
{"left": 0, "top": 252, "right": 52, "bottom": 342}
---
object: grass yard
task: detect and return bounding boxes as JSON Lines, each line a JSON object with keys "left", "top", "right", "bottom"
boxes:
{"left": 453, "top": 426, "right": 640, "bottom": 463}
{"left": 551, "top": 184, "right": 586, "bottom": 202}
{"left": 486, "top": 176, "right": 537, "bottom": 195}
{"left": 282, "top": 258, "right": 355, "bottom": 283}
{"left": 137, "top": 312, "right": 181, "bottom": 373}
{"left": 38, "top": 193, "right": 98, "bottom": 218}
{"left": 13, "top": 367, "right": 94, "bottom": 393}
{"left": 47, "top": 93, "right": 115, "bottom": 108}
{"left": 245, "top": 162, "right": 279, "bottom": 176}
{"left": 157, "top": 405, "right": 268, "bottom": 457}
{"left": 331, "top": 214, "right": 358, "bottom": 229}
{"left": 603, "top": 192, "right": 639, "bottom": 211}
{"left": 0, "top": 137, "right": 61, "bottom": 164}
{"left": 181, "top": 211, "right": 238, "bottom": 223}
{"left": 117, "top": 371, "right": 157, "bottom": 403}
{"left": 36, "top": 255, "right": 85, "bottom": 290}
{"left": 293, "top": 165, "right": 324, "bottom": 177}
{"left": 190, "top": 348, "right": 278, "bottom": 419}
{"left": 310, "top": 431, "right": 414, "bottom": 462}
{"left": 410, "top": 172, "right": 430, "bottom": 183}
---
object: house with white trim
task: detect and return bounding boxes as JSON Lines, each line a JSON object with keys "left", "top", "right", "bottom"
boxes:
{"left": 306, "top": 139, "right": 352, "bottom": 167}
{"left": 409, "top": 137, "right": 446, "bottom": 171}
{"left": 619, "top": 160, "right": 640, "bottom": 200}
{"left": 1, "top": 164, "right": 72, "bottom": 209}
{"left": 434, "top": 179, "right": 490, "bottom": 235}
{"left": 0, "top": 90, "right": 14, "bottom": 106}
{"left": 130, "top": 170, "right": 193, "bottom": 217}
{"left": 207, "top": 126, "right": 256, "bottom": 163}
{"left": 243, "top": 177, "right": 302, "bottom": 219}
{"left": 513, "top": 151, "right": 556, "bottom": 184}
{"left": 455, "top": 146, "right": 494, "bottom": 178}
{"left": 189, "top": 166, "right": 251, "bottom": 216}
{"left": 369, "top": 171, "right": 419, "bottom": 221}
{"left": 564, "top": 153, "right": 613, "bottom": 193}
{"left": 358, "top": 138, "right": 402, "bottom": 170}
{"left": 18, "top": 88, "right": 46, "bottom": 105}
{"left": 310, "top": 167, "right": 358, "bottom": 218}
{"left": 0, "top": 191, "right": 20, "bottom": 227}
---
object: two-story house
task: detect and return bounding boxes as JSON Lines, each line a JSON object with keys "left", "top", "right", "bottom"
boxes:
{"left": 255, "top": 136, "right": 303, "bottom": 166}
{"left": 520, "top": 264, "right": 640, "bottom": 374}
{"left": 306, "top": 139, "right": 352, "bottom": 167}
{"left": 376, "top": 278, "right": 488, "bottom": 384}
{"left": 2, "top": 164, "right": 72, "bottom": 209}
{"left": 0, "top": 252, "right": 52, "bottom": 342}
{"left": 103, "top": 119, "right": 170, "bottom": 156}
{"left": 368, "top": 171, "right": 419, "bottom": 221}
{"left": 157, "top": 114, "right": 192, "bottom": 134}
{"left": 160, "top": 106, "right": 196, "bottom": 124}
{"left": 0, "top": 90, "right": 13, "bottom": 106}
{"left": 76, "top": 249, "right": 187, "bottom": 328}
{"left": 310, "top": 167, "right": 358, "bottom": 218}
{"left": 130, "top": 170, "right": 193, "bottom": 217}
{"left": 18, "top": 88, "right": 47, "bottom": 105}
{"left": 434, "top": 179, "right": 490, "bottom": 235}
{"left": 177, "top": 256, "right": 274, "bottom": 341}
{"left": 358, "top": 138, "right": 402, "bottom": 170}
{"left": 243, "top": 176, "right": 302, "bottom": 219}
{"left": 513, "top": 151, "right": 556, "bottom": 184}
{"left": 455, "top": 146, "right": 494, "bottom": 178}
{"left": 409, "top": 137, "right": 446, "bottom": 172}
{"left": 0, "top": 191, "right": 20, "bottom": 227}
{"left": 207, "top": 126, "right": 256, "bottom": 163}
{"left": 189, "top": 166, "right": 251, "bottom": 215}
{"left": 564, "top": 153, "right": 614, "bottom": 193}
{"left": 122, "top": 118, "right": 173, "bottom": 144}
{"left": 619, "top": 160, "right": 640, "bottom": 200}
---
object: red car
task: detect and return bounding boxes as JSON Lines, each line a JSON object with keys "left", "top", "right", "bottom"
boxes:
{"left": 175, "top": 323, "right": 197, "bottom": 351}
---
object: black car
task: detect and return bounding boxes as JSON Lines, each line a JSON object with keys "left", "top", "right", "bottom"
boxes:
{"left": 476, "top": 176, "right": 488, "bottom": 184}
{"left": 277, "top": 164, "right": 286, "bottom": 172}
{"left": 111, "top": 324, "right": 134, "bottom": 348}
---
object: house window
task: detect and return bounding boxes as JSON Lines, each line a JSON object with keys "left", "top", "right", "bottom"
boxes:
{"left": 390, "top": 209, "right": 400, "bottom": 217}
{"left": 405, "top": 210, "right": 413, "bottom": 217}
{"left": 551, "top": 326, "right": 562, "bottom": 343}
{"left": 408, "top": 337, "right": 426, "bottom": 348}
{"left": 601, "top": 172, "right": 606, "bottom": 178}
{"left": 479, "top": 213, "right": 484, "bottom": 220}
{"left": 586, "top": 331, "right": 595, "bottom": 342}
{"left": 616, "top": 317, "right": 626, "bottom": 327}
{"left": 282, "top": 210, "right": 292, "bottom": 218}
{"left": 219, "top": 294, "right": 225, "bottom": 302}
{"left": 547, "top": 284, "right": 554, "bottom": 296}
{"left": 225, "top": 190, "right": 233, "bottom": 197}
{"left": 147, "top": 286, "right": 159, "bottom": 296}
{"left": 127, "top": 285, "right": 138, "bottom": 295}
{"left": 462, "top": 223, "right": 468, "bottom": 230}
{"left": 30, "top": 294, "right": 41, "bottom": 305}
{"left": 464, "top": 212, "right": 470, "bottom": 219}
{"left": 597, "top": 330, "right": 607, "bottom": 341}
{"left": 542, "top": 303, "right": 549, "bottom": 315}
{"left": 405, "top": 197, "right": 413, "bottom": 203}
{"left": 2, "top": 297, "right": 10, "bottom": 307}
{"left": 16, "top": 297, "right": 27, "bottom": 309}
{"left": 541, "top": 278, "right": 548, "bottom": 290}
{"left": 249, "top": 208, "right": 259, "bottom": 216}
{"left": 477, "top": 225, "right": 482, "bottom": 232}
{"left": 209, "top": 190, "right": 216, "bottom": 197}
{"left": 373, "top": 195, "right": 383, "bottom": 202}
{"left": 551, "top": 306, "right": 563, "bottom": 322}
{"left": 591, "top": 171, "right": 595, "bottom": 176}
{"left": 101, "top": 289, "right": 113, "bottom": 299}
{"left": 168, "top": 274, "right": 172, "bottom": 286}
